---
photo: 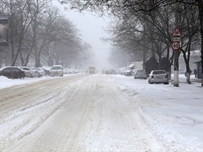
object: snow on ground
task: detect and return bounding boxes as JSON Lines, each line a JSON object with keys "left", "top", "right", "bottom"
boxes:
{"left": 0, "top": 74, "right": 77, "bottom": 89}
{"left": 113, "top": 74, "right": 203, "bottom": 150}
{"left": 0, "top": 74, "right": 203, "bottom": 151}
{"left": 0, "top": 76, "right": 49, "bottom": 89}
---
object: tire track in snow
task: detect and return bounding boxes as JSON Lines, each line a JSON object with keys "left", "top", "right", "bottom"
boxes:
{"left": 0, "top": 74, "right": 90, "bottom": 151}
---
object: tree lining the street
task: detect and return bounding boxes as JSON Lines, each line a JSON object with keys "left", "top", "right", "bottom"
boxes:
{"left": 61, "top": 0, "right": 203, "bottom": 86}
{"left": 0, "top": 0, "right": 92, "bottom": 68}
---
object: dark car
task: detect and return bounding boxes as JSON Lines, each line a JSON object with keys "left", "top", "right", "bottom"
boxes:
{"left": 0, "top": 66, "right": 25, "bottom": 79}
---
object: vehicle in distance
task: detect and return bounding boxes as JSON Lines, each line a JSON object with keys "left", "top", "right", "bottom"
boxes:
{"left": 89, "top": 66, "right": 96, "bottom": 74}
{"left": 105, "top": 70, "right": 117, "bottom": 75}
{"left": 0, "top": 66, "right": 25, "bottom": 79}
{"left": 123, "top": 69, "right": 132, "bottom": 76}
{"left": 50, "top": 65, "right": 63, "bottom": 77}
{"left": 148, "top": 70, "right": 169, "bottom": 84}
{"left": 134, "top": 70, "right": 147, "bottom": 79}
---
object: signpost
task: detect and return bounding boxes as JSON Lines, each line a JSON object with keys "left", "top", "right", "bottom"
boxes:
{"left": 172, "top": 37, "right": 181, "bottom": 42}
{"left": 171, "top": 27, "right": 182, "bottom": 87}
{"left": 171, "top": 42, "right": 180, "bottom": 50}
{"left": 172, "top": 27, "right": 182, "bottom": 37}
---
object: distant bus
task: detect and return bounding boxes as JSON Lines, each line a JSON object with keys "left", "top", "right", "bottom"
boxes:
{"left": 89, "top": 66, "right": 96, "bottom": 74}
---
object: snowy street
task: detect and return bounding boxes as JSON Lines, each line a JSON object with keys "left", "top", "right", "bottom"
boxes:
{"left": 0, "top": 74, "right": 203, "bottom": 151}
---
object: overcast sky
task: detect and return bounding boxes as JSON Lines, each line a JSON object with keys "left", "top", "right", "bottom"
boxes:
{"left": 53, "top": 1, "right": 112, "bottom": 71}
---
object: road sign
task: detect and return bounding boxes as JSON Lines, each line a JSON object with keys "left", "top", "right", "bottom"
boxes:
{"left": 172, "top": 42, "right": 180, "bottom": 50}
{"left": 172, "top": 37, "right": 181, "bottom": 42}
{"left": 172, "top": 27, "right": 182, "bottom": 37}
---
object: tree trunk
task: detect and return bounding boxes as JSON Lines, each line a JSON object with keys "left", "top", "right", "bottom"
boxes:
{"left": 11, "top": 48, "right": 20, "bottom": 66}
{"left": 143, "top": 25, "right": 146, "bottom": 70}
{"left": 198, "top": 0, "right": 203, "bottom": 86}
{"left": 33, "top": 19, "right": 39, "bottom": 67}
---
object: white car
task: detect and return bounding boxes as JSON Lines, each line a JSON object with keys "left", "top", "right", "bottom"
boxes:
{"left": 148, "top": 70, "right": 169, "bottom": 84}
{"left": 50, "top": 65, "right": 63, "bottom": 77}
{"left": 134, "top": 70, "right": 147, "bottom": 79}
{"left": 20, "top": 67, "right": 38, "bottom": 78}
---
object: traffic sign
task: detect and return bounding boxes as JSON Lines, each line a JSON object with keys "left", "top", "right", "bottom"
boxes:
{"left": 172, "top": 37, "right": 181, "bottom": 42}
{"left": 172, "top": 42, "right": 180, "bottom": 50}
{"left": 172, "top": 27, "right": 182, "bottom": 37}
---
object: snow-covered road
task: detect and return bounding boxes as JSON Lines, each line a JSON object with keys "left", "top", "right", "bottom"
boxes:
{"left": 0, "top": 74, "right": 203, "bottom": 151}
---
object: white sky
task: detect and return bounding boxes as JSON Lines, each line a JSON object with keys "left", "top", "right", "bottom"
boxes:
{"left": 53, "top": 1, "right": 112, "bottom": 71}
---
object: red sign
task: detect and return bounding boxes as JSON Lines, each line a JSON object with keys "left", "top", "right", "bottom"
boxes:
{"left": 172, "top": 27, "right": 182, "bottom": 37}
{"left": 172, "top": 42, "right": 180, "bottom": 50}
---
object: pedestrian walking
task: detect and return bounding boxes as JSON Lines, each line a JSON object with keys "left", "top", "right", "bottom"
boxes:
{"left": 193, "top": 68, "right": 197, "bottom": 78}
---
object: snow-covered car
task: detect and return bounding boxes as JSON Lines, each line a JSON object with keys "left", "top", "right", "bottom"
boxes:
{"left": 131, "top": 69, "right": 137, "bottom": 76}
{"left": 36, "top": 67, "right": 45, "bottom": 77}
{"left": 106, "top": 70, "right": 117, "bottom": 74}
{"left": 50, "top": 65, "right": 63, "bottom": 77}
{"left": 63, "top": 68, "right": 69, "bottom": 74}
{"left": 148, "top": 70, "right": 169, "bottom": 84}
{"left": 21, "top": 67, "right": 38, "bottom": 78}
{"left": 0, "top": 66, "right": 25, "bottom": 79}
{"left": 123, "top": 69, "right": 132, "bottom": 76}
{"left": 41, "top": 66, "right": 51, "bottom": 76}
{"left": 134, "top": 70, "right": 147, "bottom": 79}
{"left": 30, "top": 67, "right": 44, "bottom": 77}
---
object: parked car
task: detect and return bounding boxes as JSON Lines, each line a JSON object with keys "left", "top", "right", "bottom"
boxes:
{"left": 123, "top": 69, "right": 132, "bottom": 76}
{"left": 50, "top": 65, "right": 63, "bottom": 77}
{"left": 30, "top": 67, "right": 43, "bottom": 77}
{"left": 21, "top": 67, "right": 38, "bottom": 78}
{"left": 134, "top": 70, "right": 147, "bottom": 79}
{"left": 0, "top": 66, "right": 25, "bottom": 79}
{"left": 41, "top": 66, "right": 51, "bottom": 76}
{"left": 131, "top": 69, "right": 137, "bottom": 76}
{"left": 148, "top": 70, "right": 169, "bottom": 84}
{"left": 36, "top": 67, "right": 45, "bottom": 77}
{"left": 106, "top": 70, "right": 117, "bottom": 74}
{"left": 63, "top": 68, "right": 70, "bottom": 74}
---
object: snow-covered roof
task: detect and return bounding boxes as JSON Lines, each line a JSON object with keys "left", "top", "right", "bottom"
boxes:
{"left": 128, "top": 64, "right": 134, "bottom": 68}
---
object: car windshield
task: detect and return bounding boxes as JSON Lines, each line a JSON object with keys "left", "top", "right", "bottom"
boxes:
{"left": 51, "top": 66, "right": 61, "bottom": 70}
{"left": 137, "top": 70, "right": 145, "bottom": 74}
{"left": 153, "top": 71, "right": 165, "bottom": 74}
{"left": 22, "top": 68, "right": 29, "bottom": 70}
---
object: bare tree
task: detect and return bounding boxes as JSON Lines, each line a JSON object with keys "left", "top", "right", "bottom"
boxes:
{"left": 197, "top": 0, "right": 203, "bottom": 85}
{"left": 178, "top": 3, "right": 200, "bottom": 84}
{"left": 26, "top": 0, "right": 52, "bottom": 67}
{"left": 1, "top": 0, "right": 34, "bottom": 66}
{"left": 62, "top": 0, "right": 203, "bottom": 86}
{"left": 40, "top": 12, "right": 92, "bottom": 68}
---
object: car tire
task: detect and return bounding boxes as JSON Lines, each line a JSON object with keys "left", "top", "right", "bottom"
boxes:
{"left": 148, "top": 80, "right": 152, "bottom": 84}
